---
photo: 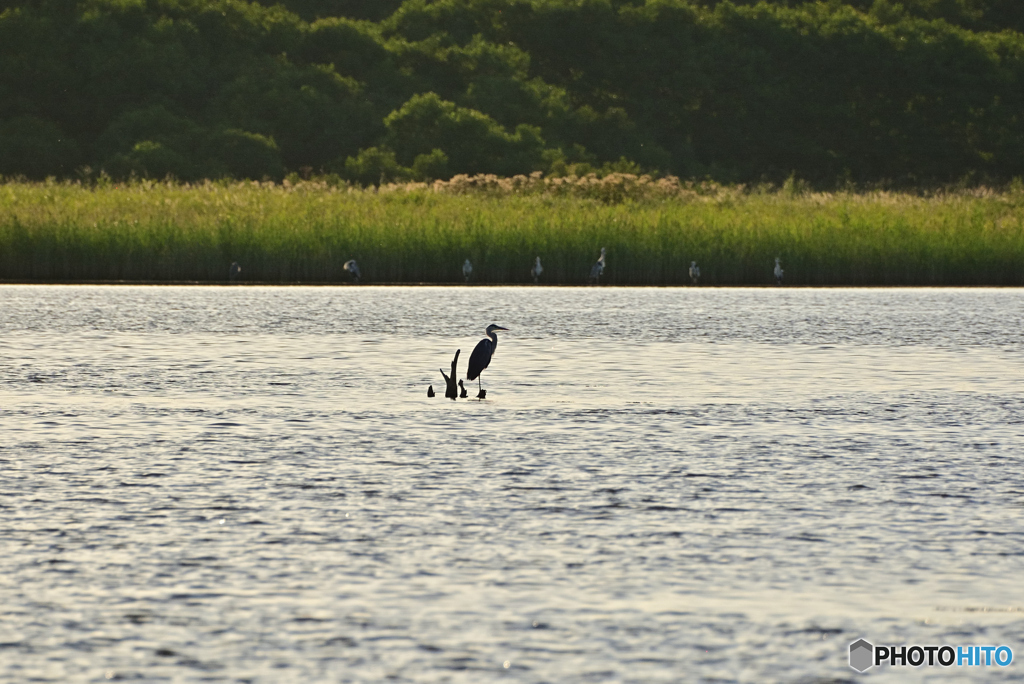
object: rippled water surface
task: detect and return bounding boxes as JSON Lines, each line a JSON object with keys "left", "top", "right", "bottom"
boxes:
{"left": 1, "top": 285, "right": 1023, "bottom": 682}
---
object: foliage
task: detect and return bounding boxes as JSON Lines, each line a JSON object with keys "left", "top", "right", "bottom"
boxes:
{"left": 383, "top": 92, "right": 546, "bottom": 176}
{"left": 341, "top": 146, "right": 411, "bottom": 185}
{"left": 2, "top": 0, "right": 1024, "bottom": 184}
{"left": 0, "top": 116, "right": 81, "bottom": 177}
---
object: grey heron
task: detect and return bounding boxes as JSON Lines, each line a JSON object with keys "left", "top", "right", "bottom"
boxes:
{"left": 688, "top": 261, "right": 700, "bottom": 285}
{"left": 463, "top": 258, "right": 473, "bottom": 283}
{"left": 467, "top": 324, "right": 508, "bottom": 397}
{"left": 774, "top": 257, "right": 784, "bottom": 285}
{"left": 589, "top": 248, "right": 606, "bottom": 284}
{"left": 531, "top": 256, "right": 543, "bottom": 283}
{"left": 343, "top": 259, "right": 361, "bottom": 282}
{"left": 229, "top": 262, "right": 241, "bottom": 282}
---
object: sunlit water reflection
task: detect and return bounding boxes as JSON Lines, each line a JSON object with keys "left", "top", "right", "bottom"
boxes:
{"left": 0, "top": 285, "right": 1022, "bottom": 682}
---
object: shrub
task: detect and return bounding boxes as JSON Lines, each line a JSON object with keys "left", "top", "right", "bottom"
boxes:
{"left": 341, "top": 146, "right": 412, "bottom": 185}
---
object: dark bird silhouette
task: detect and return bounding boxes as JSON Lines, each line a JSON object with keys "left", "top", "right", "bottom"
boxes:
{"left": 531, "top": 256, "right": 543, "bottom": 283}
{"left": 589, "top": 247, "right": 606, "bottom": 284}
{"left": 458, "top": 379, "right": 468, "bottom": 398}
{"left": 427, "top": 385, "right": 435, "bottom": 397}
{"left": 343, "top": 259, "right": 361, "bottom": 283}
{"left": 229, "top": 262, "right": 241, "bottom": 282}
{"left": 467, "top": 324, "right": 508, "bottom": 398}
{"left": 439, "top": 349, "right": 460, "bottom": 400}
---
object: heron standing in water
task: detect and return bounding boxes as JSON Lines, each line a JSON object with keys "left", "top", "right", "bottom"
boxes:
{"left": 463, "top": 259, "right": 473, "bottom": 283}
{"left": 774, "top": 257, "right": 784, "bottom": 285}
{"left": 688, "top": 261, "right": 700, "bottom": 285}
{"left": 531, "top": 256, "right": 543, "bottom": 283}
{"left": 589, "top": 247, "right": 606, "bottom": 284}
{"left": 343, "top": 259, "right": 361, "bottom": 283}
{"left": 467, "top": 324, "right": 508, "bottom": 398}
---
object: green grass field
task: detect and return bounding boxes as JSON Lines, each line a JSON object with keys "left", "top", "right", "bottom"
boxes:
{"left": 1, "top": 176, "right": 1022, "bottom": 285}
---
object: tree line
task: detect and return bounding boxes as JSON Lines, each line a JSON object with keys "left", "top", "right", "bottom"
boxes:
{"left": 1, "top": 0, "right": 1023, "bottom": 186}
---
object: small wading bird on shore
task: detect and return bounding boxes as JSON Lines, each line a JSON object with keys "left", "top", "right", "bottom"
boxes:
{"left": 531, "top": 256, "right": 543, "bottom": 283}
{"left": 774, "top": 257, "right": 784, "bottom": 285}
{"left": 229, "top": 262, "right": 241, "bottom": 282}
{"left": 467, "top": 324, "right": 508, "bottom": 398}
{"left": 343, "top": 259, "right": 361, "bottom": 283}
{"left": 463, "top": 258, "right": 473, "bottom": 283}
{"left": 589, "top": 247, "right": 606, "bottom": 284}
{"left": 689, "top": 261, "right": 700, "bottom": 285}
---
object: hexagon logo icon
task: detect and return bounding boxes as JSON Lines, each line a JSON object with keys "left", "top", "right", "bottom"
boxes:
{"left": 849, "top": 639, "right": 874, "bottom": 672}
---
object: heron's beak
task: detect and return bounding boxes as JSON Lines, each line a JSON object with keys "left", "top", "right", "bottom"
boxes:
{"left": 495, "top": 326, "right": 509, "bottom": 331}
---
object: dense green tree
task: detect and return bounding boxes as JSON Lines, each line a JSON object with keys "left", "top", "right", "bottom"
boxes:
{"left": 382, "top": 92, "right": 546, "bottom": 175}
{"left": 256, "top": 0, "right": 405, "bottom": 22}
{"left": 2, "top": 0, "right": 1024, "bottom": 183}
{"left": 0, "top": 116, "right": 81, "bottom": 177}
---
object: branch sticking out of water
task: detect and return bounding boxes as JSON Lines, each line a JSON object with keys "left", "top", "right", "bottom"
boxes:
{"left": 439, "top": 349, "right": 460, "bottom": 400}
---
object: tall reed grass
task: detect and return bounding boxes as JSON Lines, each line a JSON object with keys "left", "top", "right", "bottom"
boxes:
{"left": 1, "top": 175, "right": 1022, "bottom": 285}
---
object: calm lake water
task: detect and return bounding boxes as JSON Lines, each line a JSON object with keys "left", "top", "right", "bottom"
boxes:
{"left": 1, "top": 285, "right": 1022, "bottom": 683}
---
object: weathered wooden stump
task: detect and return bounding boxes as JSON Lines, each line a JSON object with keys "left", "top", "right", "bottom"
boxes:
{"left": 439, "top": 349, "right": 460, "bottom": 400}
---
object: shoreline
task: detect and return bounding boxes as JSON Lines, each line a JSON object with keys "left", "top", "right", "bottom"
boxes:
{"left": 0, "top": 280, "right": 1020, "bottom": 288}
{"left": 3, "top": 180, "right": 1023, "bottom": 287}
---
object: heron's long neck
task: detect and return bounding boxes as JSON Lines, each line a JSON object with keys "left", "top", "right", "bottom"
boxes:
{"left": 488, "top": 332, "right": 498, "bottom": 348}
